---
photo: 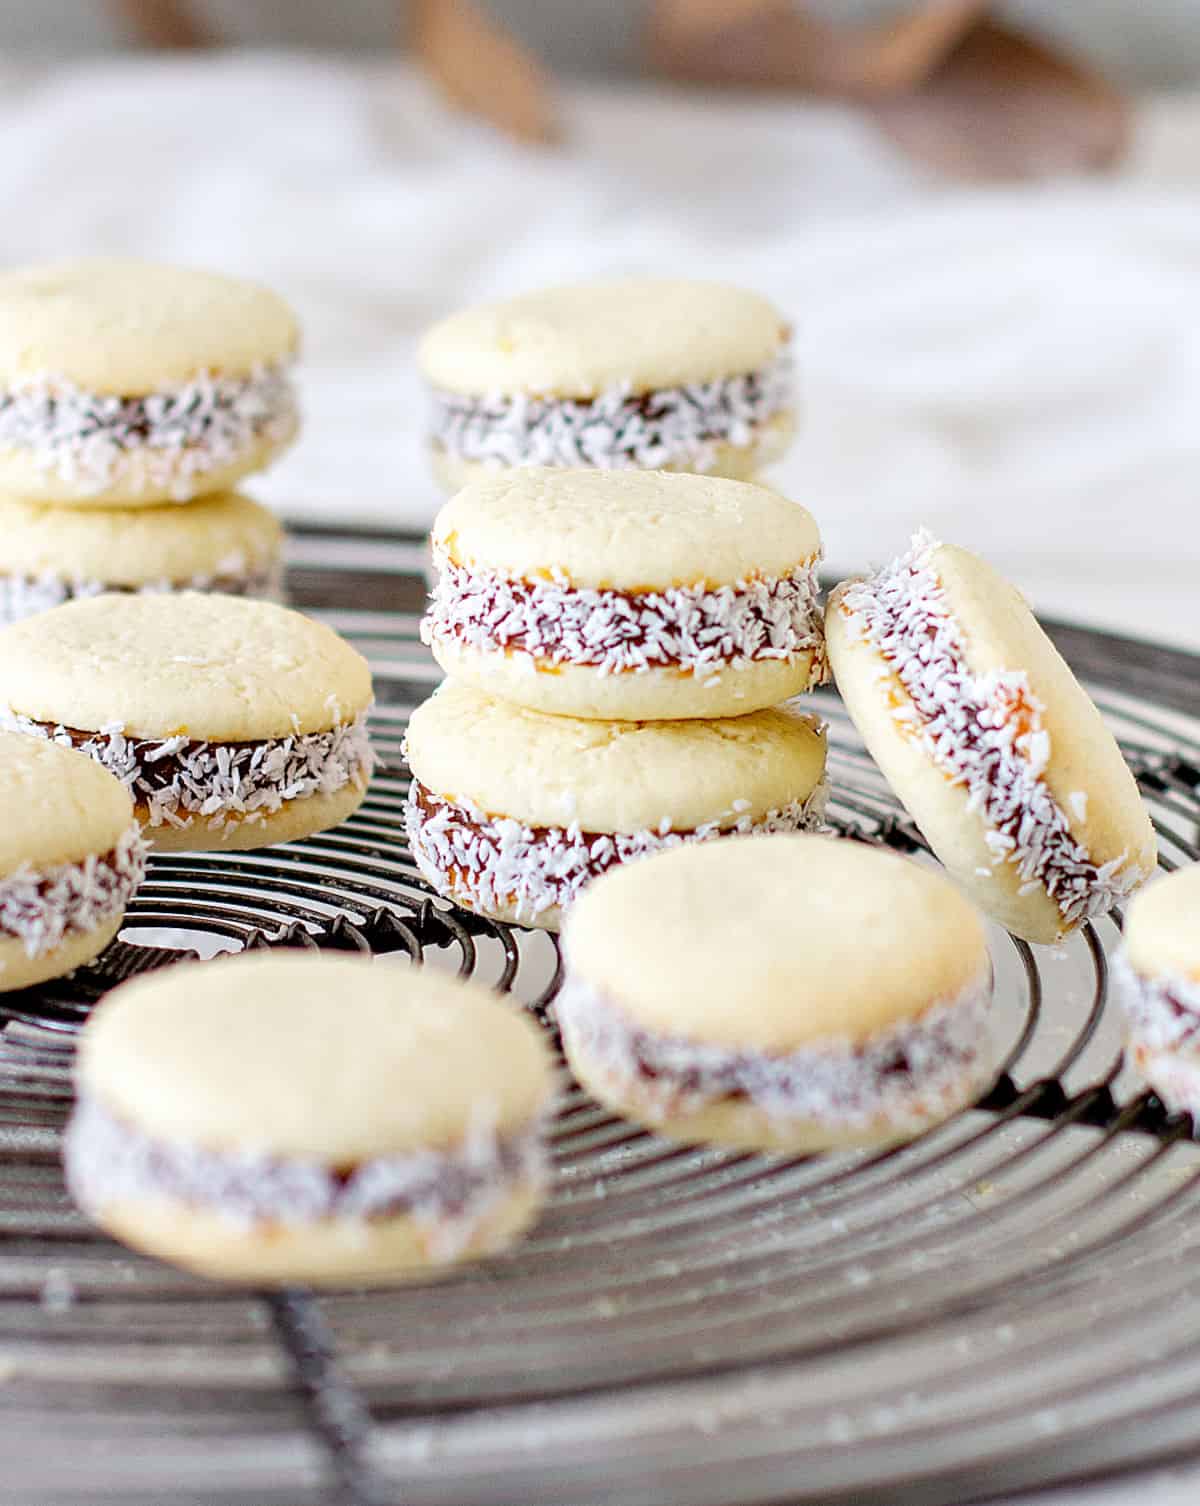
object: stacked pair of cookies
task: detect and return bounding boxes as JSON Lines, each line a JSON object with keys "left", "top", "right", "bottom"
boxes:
{"left": 0, "top": 258, "right": 299, "bottom": 625}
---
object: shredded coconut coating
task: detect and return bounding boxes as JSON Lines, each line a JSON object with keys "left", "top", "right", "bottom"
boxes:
{"left": 556, "top": 972, "right": 993, "bottom": 1133}
{"left": 839, "top": 531, "right": 1146, "bottom": 929}
{"left": 66, "top": 1094, "right": 548, "bottom": 1257}
{"left": 0, "top": 824, "right": 146, "bottom": 959}
{"left": 0, "top": 363, "right": 297, "bottom": 499}
{"left": 1115, "top": 952, "right": 1200, "bottom": 1055}
{"left": 0, "top": 558, "right": 284, "bottom": 626}
{"left": 2, "top": 711, "right": 375, "bottom": 832}
{"left": 404, "top": 776, "right": 830, "bottom": 925}
{"left": 422, "top": 552, "right": 827, "bottom": 683}
{"left": 428, "top": 349, "right": 793, "bottom": 473}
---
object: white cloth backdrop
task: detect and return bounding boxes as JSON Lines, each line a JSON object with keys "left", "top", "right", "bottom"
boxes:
{"left": 2, "top": 51, "right": 1200, "bottom": 1505}
{"left": 0, "top": 52, "right": 1196, "bottom": 647}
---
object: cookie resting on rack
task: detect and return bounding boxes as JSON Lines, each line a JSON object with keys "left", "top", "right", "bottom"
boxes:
{"left": 0, "top": 258, "right": 299, "bottom": 506}
{"left": 0, "top": 732, "right": 145, "bottom": 992}
{"left": 419, "top": 278, "right": 794, "bottom": 491}
{"left": 65, "top": 953, "right": 556, "bottom": 1286}
{"left": 556, "top": 834, "right": 995, "bottom": 1153}
{"left": 404, "top": 680, "right": 828, "bottom": 931}
{"left": 1116, "top": 865, "right": 1200, "bottom": 1119}
{"left": 0, "top": 592, "right": 374, "bottom": 852}
{"left": 422, "top": 467, "right": 827, "bottom": 721}
{"left": 826, "top": 532, "right": 1155, "bottom": 944}
{"left": 0, "top": 491, "right": 284, "bottom": 626}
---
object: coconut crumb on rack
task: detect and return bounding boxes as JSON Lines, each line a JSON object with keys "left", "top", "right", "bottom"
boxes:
{"left": 0, "top": 363, "right": 298, "bottom": 499}
{"left": 839, "top": 531, "right": 1147, "bottom": 929}
{"left": 422, "top": 553, "right": 827, "bottom": 683}
{"left": 429, "top": 349, "right": 793, "bottom": 473}
{"left": 66, "top": 1094, "right": 548, "bottom": 1255}
{"left": 0, "top": 825, "right": 146, "bottom": 959}
{"left": 556, "top": 972, "right": 992, "bottom": 1133}
{"left": 2, "top": 711, "right": 375, "bottom": 831}
{"left": 405, "top": 777, "right": 830, "bottom": 924}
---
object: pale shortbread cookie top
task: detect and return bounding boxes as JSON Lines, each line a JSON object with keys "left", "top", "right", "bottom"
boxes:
{"left": 0, "top": 492, "right": 282, "bottom": 587}
{"left": 0, "top": 259, "right": 298, "bottom": 395}
{"left": 77, "top": 953, "right": 555, "bottom": 1162}
{"left": 406, "top": 681, "right": 826, "bottom": 833}
{"left": 419, "top": 279, "right": 788, "bottom": 399}
{"left": 433, "top": 469, "right": 820, "bottom": 591}
{"left": 563, "top": 835, "right": 989, "bottom": 1050}
{"left": 928, "top": 543, "right": 1154, "bottom": 880}
{"left": 0, "top": 593, "right": 371, "bottom": 741}
{"left": 0, "top": 731, "right": 134, "bottom": 875}
{"left": 1124, "top": 866, "right": 1200, "bottom": 984}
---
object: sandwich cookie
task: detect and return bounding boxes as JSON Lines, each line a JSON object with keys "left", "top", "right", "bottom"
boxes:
{"left": 65, "top": 953, "right": 556, "bottom": 1285}
{"left": 404, "top": 680, "right": 828, "bottom": 931}
{"left": 1116, "top": 866, "right": 1200, "bottom": 1117}
{"left": 557, "top": 835, "right": 994, "bottom": 1153}
{"left": 827, "top": 532, "right": 1155, "bottom": 943}
{"left": 419, "top": 278, "right": 794, "bottom": 489}
{"left": 0, "top": 733, "right": 145, "bottom": 991}
{"left": 423, "top": 468, "right": 826, "bottom": 721}
{"left": 0, "top": 259, "right": 299, "bottom": 505}
{"left": 0, "top": 593, "right": 374, "bottom": 852}
{"left": 0, "top": 492, "right": 284, "bottom": 626}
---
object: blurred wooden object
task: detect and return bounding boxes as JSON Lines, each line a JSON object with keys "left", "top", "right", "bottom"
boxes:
{"left": 644, "top": 0, "right": 1128, "bottom": 178}
{"left": 110, "top": 0, "right": 212, "bottom": 48}
{"left": 411, "top": 0, "right": 559, "bottom": 144}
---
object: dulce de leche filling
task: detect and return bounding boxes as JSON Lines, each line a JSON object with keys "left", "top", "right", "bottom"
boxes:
{"left": 1, "top": 711, "right": 374, "bottom": 831}
{"left": 0, "top": 561, "right": 283, "bottom": 628}
{"left": 421, "top": 552, "right": 826, "bottom": 682}
{"left": 405, "top": 778, "right": 829, "bottom": 924}
{"left": 66, "top": 1094, "right": 547, "bottom": 1249}
{"left": 556, "top": 973, "right": 993, "bottom": 1131}
{"left": 0, "top": 825, "right": 146, "bottom": 959}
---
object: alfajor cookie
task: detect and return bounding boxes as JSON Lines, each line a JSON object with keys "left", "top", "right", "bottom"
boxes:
{"left": 557, "top": 834, "right": 994, "bottom": 1153}
{"left": 404, "top": 680, "right": 828, "bottom": 931}
{"left": 827, "top": 532, "right": 1155, "bottom": 944}
{"left": 419, "top": 279, "right": 794, "bottom": 489}
{"left": 1116, "top": 866, "right": 1200, "bottom": 1117}
{"left": 422, "top": 468, "right": 826, "bottom": 720}
{"left": 0, "top": 593, "right": 374, "bottom": 852}
{"left": 0, "top": 259, "right": 298, "bottom": 506}
{"left": 65, "top": 953, "right": 556, "bottom": 1286}
{"left": 0, "top": 492, "right": 284, "bottom": 626}
{"left": 0, "top": 733, "right": 145, "bottom": 991}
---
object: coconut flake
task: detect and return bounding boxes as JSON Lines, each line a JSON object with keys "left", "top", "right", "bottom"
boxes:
{"left": 0, "top": 363, "right": 298, "bottom": 500}
{"left": 422, "top": 552, "right": 826, "bottom": 683}
{"left": 429, "top": 349, "right": 793, "bottom": 473}
{"left": 839, "top": 531, "right": 1149, "bottom": 929}
{"left": 2, "top": 711, "right": 375, "bottom": 832}
{"left": 555, "top": 971, "right": 993, "bottom": 1134}
{"left": 1114, "top": 952, "right": 1200, "bottom": 1055}
{"left": 0, "top": 560, "right": 285, "bottom": 627}
{"left": 0, "top": 824, "right": 145, "bottom": 959}
{"left": 65, "top": 1093, "right": 548, "bottom": 1251}
{"left": 404, "top": 776, "right": 830, "bottom": 924}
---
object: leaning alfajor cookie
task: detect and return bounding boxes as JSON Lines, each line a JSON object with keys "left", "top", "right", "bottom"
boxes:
{"left": 419, "top": 279, "right": 794, "bottom": 490}
{"left": 65, "top": 953, "right": 556, "bottom": 1285}
{"left": 422, "top": 468, "right": 826, "bottom": 720}
{"left": 0, "top": 733, "right": 145, "bottom": 991}
{"left": 1116, "top": 866, "right": 1200, "bottom": 1118}
{"left": 0, "top": 492, "right": 284, "bottom": 625}
{"left": 0, "top": 593, "right": 374, "bottom": 852}
{"left": 404, "top": 680, "right": 828, "bottom": 930}
{"left": 557, "top": 835, "right": 994, "bottom": 1153}
{"left": 0, "top": 259, "right": 298, "bottom": 505}
{"left": 827, "top": 532, "right": 1155, "bottom": 944}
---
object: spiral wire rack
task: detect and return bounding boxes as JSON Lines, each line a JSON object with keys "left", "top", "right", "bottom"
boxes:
{"left": 2, "top": 529, "right": 1200, "bottom": 1506}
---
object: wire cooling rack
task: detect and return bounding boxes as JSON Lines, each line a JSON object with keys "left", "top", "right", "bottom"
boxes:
{"left": 3, "top": 528, "right": 1200, "bottom": 1506}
